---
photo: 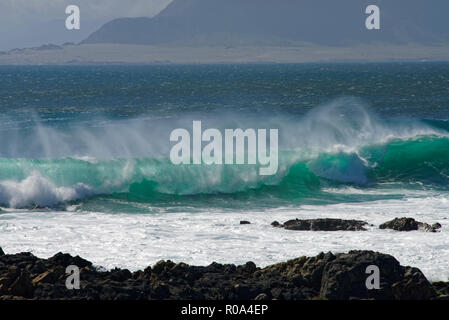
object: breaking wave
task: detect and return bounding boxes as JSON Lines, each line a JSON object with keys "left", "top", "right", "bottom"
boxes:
{"left": 0, "top": 98, "right": 448, "bottom": 209}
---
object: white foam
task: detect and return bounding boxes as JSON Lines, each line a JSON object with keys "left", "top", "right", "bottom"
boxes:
{"left": 0, "top": 191, "right": 448, "bottom": 282}
{"left": 0, "top": 171, "right": 93, "bottom": 208}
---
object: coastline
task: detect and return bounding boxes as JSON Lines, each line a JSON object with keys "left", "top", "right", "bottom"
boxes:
{"left": 1, "top": 43, "right": 449, "bottom": 65}
{"left": 1, "top": 246, "right": 448, "bottom": 300}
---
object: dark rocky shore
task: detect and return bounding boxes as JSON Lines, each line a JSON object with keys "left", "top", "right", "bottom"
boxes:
{"left": 1, "top": 246, "right": 448, "bottom": 300}
{"left": 271, "top": 217, "right": 442, "bottom": 232}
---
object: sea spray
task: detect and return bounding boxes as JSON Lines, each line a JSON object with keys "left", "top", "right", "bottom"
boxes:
{"left": 0, "top": 98, "right": 448, "bottom": 209}
{"left": 0, "top": 137, "right": 448, "bottom": 209}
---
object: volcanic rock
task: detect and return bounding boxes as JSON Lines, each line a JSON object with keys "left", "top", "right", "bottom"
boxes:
{"left": 379, "top": 217, "right": 442, "bottom": 232}
{"left": 273, "top": 218, "right": 368, "bottom": 231}
{"left": 0, "top": 249, "right": 443, "bottom": 300}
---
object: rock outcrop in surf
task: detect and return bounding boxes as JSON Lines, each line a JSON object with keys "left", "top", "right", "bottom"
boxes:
{"left": 380, "top": 217, "right": 442, "bottom": 232}
{"left": 271, "top": 218, "right": 369, "bottom": 231}
{"left": 270, "top": 217, "right": 443, "bottom": 232}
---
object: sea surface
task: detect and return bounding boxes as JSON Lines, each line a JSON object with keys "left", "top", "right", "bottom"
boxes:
{"left": 0, "top": 63, "right": 448, "bottom": 280}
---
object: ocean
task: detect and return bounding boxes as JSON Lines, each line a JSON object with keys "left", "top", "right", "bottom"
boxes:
{"left": 0, "top": 63, "right": 448, "bottom": 281}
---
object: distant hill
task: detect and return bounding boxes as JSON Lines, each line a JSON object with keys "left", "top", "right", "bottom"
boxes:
{"left": 82, "top": 0, "right": 449, "bottom": 46}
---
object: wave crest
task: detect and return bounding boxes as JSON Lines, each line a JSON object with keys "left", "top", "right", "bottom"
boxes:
{"left": 0, "top": 99, "right": 448, "bottom": 208}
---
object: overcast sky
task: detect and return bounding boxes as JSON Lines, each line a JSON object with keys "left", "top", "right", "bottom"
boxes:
{"left": 0, "top": 0, "right": 172, "bottom": 51}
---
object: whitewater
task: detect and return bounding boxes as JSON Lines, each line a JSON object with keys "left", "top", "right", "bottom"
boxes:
{"left": 1, "top": 196, "right": 448, "bottom": 281}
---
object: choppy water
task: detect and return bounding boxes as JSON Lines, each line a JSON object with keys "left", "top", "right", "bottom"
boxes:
{"left": 0, "top": 63, "right": 448, "bottom": 280}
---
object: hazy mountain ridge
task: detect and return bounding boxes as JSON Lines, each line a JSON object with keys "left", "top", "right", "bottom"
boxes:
{"left": 82, "top": 0, "right": 449, "bottom": 46}
{"left": 2, "top": 0, "right": 449, "bottom": 64}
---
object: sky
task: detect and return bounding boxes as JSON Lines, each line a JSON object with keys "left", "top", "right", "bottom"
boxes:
{"left": 0, "top": 0, "right": 172, "bottom": 51}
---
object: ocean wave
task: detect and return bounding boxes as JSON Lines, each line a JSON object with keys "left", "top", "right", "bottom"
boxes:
{"left": 0, "top": 98, "right": 448, "bottom": 208}
{"left": 0, "top": 136, "right": 448, "bottom": 208}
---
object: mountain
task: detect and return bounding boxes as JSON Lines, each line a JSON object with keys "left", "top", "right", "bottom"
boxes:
{"left": 69, "top": 0, "right": 449, "bottom": 47}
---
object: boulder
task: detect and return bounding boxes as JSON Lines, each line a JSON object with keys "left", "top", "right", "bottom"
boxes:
{"left": 276, "top": 218, "right": 368, "bottom": 231}
{"left": 47, "top": 252, "right": 92, "bottom": 268}
{"left": 319, "top": 250, "right": 435, "bottom": 300}
{"left": 392, "top": 267, "right": 436, "bottom": 300}
{"left": 320, "top": 251, "right": 402, "bottom": 299}
{"left": 380, "top": 217, "right": 442, "bottom": 232}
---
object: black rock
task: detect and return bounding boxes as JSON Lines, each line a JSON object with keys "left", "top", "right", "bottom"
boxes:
{"left": 150, "top": 283, "right": 170, "bottom": 299}
{"left": 0, "top": 250, "right": 443, "bottom": 300}
{"left": 392, "top": 267, "right": 436, "bottom": 300}
{"left": 240, "top": 221, "right": 251, "bottom": 225}
{"left": 432, "top": 281, "right": 449, "bottom": 300}
{"left": 0, "top": 247, "right": 4, "bottom": 256}
{"left": 320, "top": 251, "right": 403, "bottom": 300}
{"left": 47, "top": 252, "right": 92, "bottom": 268}
{"left": 31, "top": 267, "right": 65, "bottom": 285}
{"left": 380, "top": 217, "right": 442, "bottom": 232}
{"left": 7, "top": 271, "right": 35, "bottom": 298}
{"left": 277, "top": 218, "right": 368, "bottom": 231}
{"left": 110, "top": 268, "right": 133, "bottom": 282}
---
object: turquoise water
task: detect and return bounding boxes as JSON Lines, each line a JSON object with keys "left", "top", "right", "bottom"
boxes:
{"left": 0, "top": 63, "right": 449, "bottom": 213}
